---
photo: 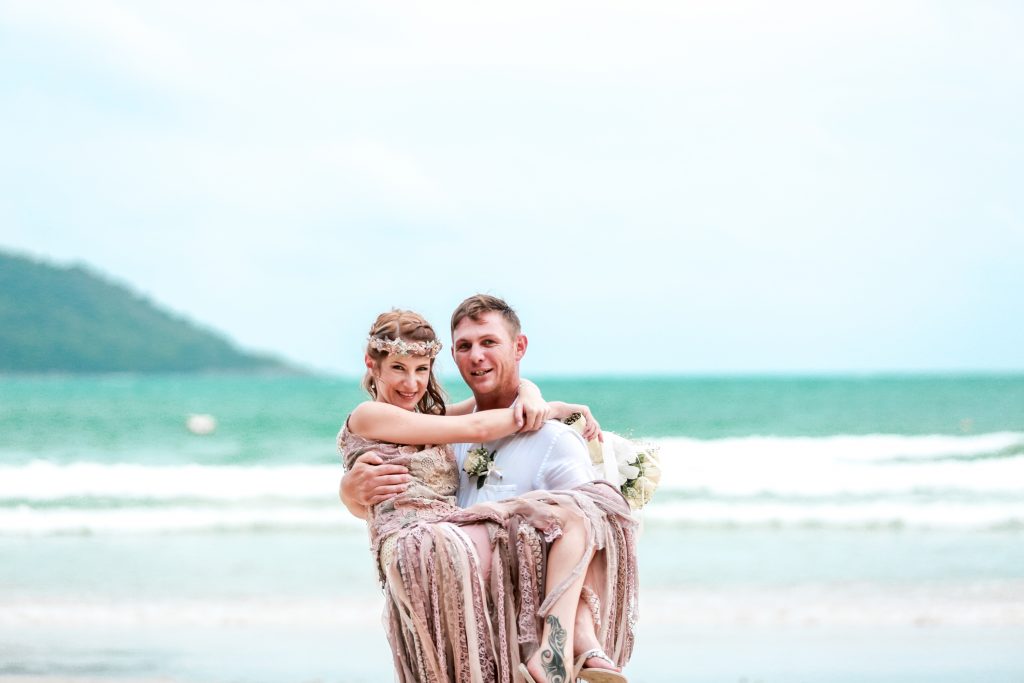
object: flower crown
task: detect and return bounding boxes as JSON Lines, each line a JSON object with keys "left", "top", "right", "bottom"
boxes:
{"left": 367, "top": 336, "right": 442, "bottom": 358}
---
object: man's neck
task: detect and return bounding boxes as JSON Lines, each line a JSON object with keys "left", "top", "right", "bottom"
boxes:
{"left": 474, "top": 385, "right": 520, "bottom": 412}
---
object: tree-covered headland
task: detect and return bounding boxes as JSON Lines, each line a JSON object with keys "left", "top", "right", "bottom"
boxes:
{"left": 0, "top": 250, "right": 290, "bottom": 373}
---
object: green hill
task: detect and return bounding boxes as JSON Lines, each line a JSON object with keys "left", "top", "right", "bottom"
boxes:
{"left": 0, "top": 251, "right": 291, "bottom": 373}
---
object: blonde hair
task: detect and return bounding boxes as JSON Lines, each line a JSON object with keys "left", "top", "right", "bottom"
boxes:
{"left": 363, "top": 309, "right": 447, "bottom": 415}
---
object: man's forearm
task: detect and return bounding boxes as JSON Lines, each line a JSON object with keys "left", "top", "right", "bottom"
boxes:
{"left": 339, "top": 450, "right": 410, "bottom": 518}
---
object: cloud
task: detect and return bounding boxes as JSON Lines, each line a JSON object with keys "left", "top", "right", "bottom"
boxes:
{"left": 2, "top": 1, "right": 1022, "bottom": 373}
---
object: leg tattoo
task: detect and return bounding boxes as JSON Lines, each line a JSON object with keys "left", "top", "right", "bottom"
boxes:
{"left": 539, "top": 615, "right": 567, "bottom": 683}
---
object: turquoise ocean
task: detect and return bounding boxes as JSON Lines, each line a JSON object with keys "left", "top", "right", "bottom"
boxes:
{"left": 2, "top": 375, "right": 1023, "bottom": 682}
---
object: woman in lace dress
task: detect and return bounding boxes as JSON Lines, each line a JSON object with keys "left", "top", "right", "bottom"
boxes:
{"left": 339, "top": 310, "right": 637, "bottom": 683}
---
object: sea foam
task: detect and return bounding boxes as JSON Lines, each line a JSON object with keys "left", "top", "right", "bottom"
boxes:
{"left": 2, "top": 432, "right": 1022, "bottom": 533}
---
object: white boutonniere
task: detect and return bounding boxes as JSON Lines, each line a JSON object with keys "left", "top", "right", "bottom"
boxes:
{"left": 464, "top": 446, "right": 500, "bottom": 489}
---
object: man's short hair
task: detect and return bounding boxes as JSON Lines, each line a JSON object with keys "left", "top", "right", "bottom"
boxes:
{"left": 450, "top": 294, "right": 522, "bottom": 337}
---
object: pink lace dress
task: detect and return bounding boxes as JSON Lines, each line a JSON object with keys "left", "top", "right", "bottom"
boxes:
{"left": 339, "top": 425, "right": 638, "bottom": 683}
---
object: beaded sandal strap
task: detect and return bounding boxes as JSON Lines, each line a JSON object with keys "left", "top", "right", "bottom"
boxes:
{"left": 574, "top": 648, "right": 617, "bottom": 676}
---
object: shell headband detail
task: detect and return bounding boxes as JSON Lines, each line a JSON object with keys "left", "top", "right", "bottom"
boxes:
{"left": 368, "top": 336, "right": 442, "bottom": 358}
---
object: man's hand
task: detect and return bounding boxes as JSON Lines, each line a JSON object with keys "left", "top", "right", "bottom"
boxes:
{"left": 339, "top": 451, "right": 412, "bottom": 518}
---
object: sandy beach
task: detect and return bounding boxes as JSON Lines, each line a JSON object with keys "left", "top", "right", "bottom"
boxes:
{"left": 4, "top": 533, "right": 1024, "bottom": 683}
{"left": 5, "top": 604, "right": 1024, "bottom": 683}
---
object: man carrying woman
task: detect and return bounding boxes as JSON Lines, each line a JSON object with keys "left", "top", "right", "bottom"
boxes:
{"left": 340, "top": 295, "right": 638, "bottom": 682}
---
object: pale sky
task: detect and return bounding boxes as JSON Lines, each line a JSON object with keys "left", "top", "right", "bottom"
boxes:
{"left": 2, "top": 1, "right": 1022, "bottom": 376}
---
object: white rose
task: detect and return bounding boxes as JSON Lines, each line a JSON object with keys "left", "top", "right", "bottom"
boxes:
{"left": 606, "top": 434, "right": 639, "bottom": 484}
{"left": 618, "top": 458, "right": 641, "bottom": 486}
{"left": 464, "top": 448, "right": 490, "bottom": 476}
{"left": 642, "top": 453, "right": 662, "bottom": 487}
{"left": 638, "top": 476, "right": 658, "bottom": 504}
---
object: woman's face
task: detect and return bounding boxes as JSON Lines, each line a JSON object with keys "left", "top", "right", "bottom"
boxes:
{"left": 369, "top": 352, "right": 431, "bottom": 411}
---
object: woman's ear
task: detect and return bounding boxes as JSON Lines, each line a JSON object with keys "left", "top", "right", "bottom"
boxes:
{"left": 364, "top": 353, "right": 375, "bottom": 372}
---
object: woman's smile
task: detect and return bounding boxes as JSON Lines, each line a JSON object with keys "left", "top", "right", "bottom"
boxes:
{"left": 370, "top": 352, "right": 432, "bottom": 410}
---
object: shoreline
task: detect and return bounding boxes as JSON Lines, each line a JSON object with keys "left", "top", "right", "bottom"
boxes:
{"left": 4, "top": 580, "right": 1023, "bottom": 629}
{"left": 6, "top": 624, "right": 1024, "bottom": 683}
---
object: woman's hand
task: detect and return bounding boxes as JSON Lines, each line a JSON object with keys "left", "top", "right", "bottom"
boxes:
{"left": 549, "top": 402, "right": 603, "bottom": 442}
{"left": 516, "top": 379, "right": 552, "bottom": 432}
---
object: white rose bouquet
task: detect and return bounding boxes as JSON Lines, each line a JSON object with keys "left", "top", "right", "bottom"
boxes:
{"left": 565, "top": 413, "right": 662, "bottom": 510}
{"left": 616, "top": 441, "right": 662, "bottom": 510}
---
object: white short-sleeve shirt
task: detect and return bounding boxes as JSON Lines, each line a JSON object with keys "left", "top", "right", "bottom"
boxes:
{"left": 453, "top": 420, "right": 594, "bottom": 507}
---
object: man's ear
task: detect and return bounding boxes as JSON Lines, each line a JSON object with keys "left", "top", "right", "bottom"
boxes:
{"left": 514, "top": 334, "right": 527, "bottom": 361}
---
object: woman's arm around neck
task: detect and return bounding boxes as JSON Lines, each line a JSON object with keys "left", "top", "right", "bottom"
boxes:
{"left": 348, "top": 401, "right": 523, "bottom": 445}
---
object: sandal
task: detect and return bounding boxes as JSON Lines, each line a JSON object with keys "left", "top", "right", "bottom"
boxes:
{"left": 574, "top": 648, "right": 627, "bottom": 683}
{"left": 518, "top": 663, "right": 537, "bottom": 682}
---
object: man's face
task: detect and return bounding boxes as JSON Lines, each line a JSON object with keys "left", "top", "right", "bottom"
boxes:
{"left": 451, "top": 311, "right": 526, "bottom": 399}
